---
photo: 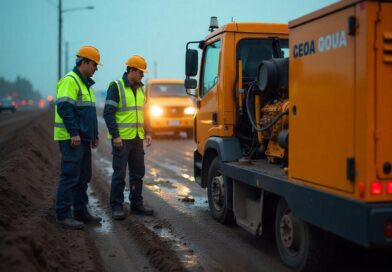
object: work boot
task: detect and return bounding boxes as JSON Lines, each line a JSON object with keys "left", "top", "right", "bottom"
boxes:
{"left": 74, "top": 212, "right": 102, "bottom": 224}
{"left": 131, "top": 204, "right": 153, "bottom": 216}
{"left": 112, "top": 208, "right": 126, "bottom": 220}
{"left": 56, "top": 218, "right": 84, "bottom": 230}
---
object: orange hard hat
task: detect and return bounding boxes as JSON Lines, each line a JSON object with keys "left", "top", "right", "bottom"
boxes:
{"left": 76, "top": 45, "right": 101, "bottom": 65}
{"left": 125, "top": 55, "right": 148, "bottom": 72}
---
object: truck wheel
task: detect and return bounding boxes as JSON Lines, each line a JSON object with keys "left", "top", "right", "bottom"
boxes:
{"left": 207, "top": 157, "right": 234, "bottom": 224}
{"left": 275, "top": 198, "right": 324, "bottom": 272}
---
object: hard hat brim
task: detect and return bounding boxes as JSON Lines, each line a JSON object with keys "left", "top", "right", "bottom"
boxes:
{"left": 77, "top": 55, "right": 102, "bottom": 66}
{"left": 133, "top": 67, "right": 148, "bottom": 73}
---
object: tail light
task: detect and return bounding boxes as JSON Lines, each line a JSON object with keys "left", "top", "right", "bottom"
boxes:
{"left": 386, "top": 181, "right": 392, "bottom": 194}
{"left": 385, "top": 221, "right": 392, "bottom": 238}
{"left": 370, "top": 182, "right": 383, "bottom": 195}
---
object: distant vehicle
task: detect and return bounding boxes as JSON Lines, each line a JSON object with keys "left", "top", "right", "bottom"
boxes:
{"left": 0, "top": 99, "right": 17, "bottom": 113}
{"left": 146, "top": 79, "right": 195, "bottom": 138}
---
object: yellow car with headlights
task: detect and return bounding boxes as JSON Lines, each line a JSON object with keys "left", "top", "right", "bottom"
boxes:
{"left": 146, "top": 79, "right": 195, "bottom": 138}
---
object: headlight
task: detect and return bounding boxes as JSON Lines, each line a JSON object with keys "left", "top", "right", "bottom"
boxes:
{"left": 184, "top": 106, "right": 195, "bottom": 115}
{"left": 150, "top": 106, "right": 163, "bottom": 116}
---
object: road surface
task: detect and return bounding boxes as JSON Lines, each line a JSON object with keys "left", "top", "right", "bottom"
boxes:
{"left": 1, "top": 110, "right": 391, "bottom": 272}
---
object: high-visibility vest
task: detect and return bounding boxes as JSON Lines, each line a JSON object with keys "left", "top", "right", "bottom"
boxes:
{"left": 54, "top": 71, "right": 96, "bottom": 140}
{"left": 107, "top": 79, "right": 145, "bottom": 139}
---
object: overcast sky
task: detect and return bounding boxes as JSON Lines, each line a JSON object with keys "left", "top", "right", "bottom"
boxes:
{"left": 0, "top": 0, "right": 336, "bottom": 98}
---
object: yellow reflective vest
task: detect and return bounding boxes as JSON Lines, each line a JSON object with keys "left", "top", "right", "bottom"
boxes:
{"left": 54, "top": 71, "right": 97, "bottom": 141}
{"left": 107, "top": 79, "right": 146, "bottom": 140}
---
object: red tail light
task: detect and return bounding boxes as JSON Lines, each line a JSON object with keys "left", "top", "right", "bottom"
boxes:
{"left": 370, "top": 182, "right": 382, "bottom": 195}
{"left": 385, "top": 221, "right": 392, "bottom": 238}
{"left": 386, "top": 181, "right": 392, "bottom": 194}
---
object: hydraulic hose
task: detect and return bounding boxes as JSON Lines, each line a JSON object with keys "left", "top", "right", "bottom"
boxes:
{"left": 245, "top": 81, "right": 288, "bottom": 132}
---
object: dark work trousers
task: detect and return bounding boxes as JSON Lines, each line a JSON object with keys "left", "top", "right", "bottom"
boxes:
{"left": 110, "top": 138, "right": 145, "bottom": 211}
{"left": 55, "top": 140, "right": 92, "bottom": 220}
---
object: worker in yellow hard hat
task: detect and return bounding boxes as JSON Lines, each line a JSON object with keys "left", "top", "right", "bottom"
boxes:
{"left": 54, "top": 45, "right": 102, "bottom": 229}
{"left": 103, "top": 54, "right": 153, "bottom": 219}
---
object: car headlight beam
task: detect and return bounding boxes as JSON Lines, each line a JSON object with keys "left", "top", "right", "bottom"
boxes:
{"left": 184, "top": 106, "right": 195, "bottom": 115}
{"left": 150, "top": 106, "right": 163, "bottom": 117}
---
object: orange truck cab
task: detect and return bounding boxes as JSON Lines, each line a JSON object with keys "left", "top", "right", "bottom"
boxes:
{"left": 185, "top": 0, "right": 392, "bottom": 270}
{"left": 146, "top": 79, "right": 195, "bottom": 138}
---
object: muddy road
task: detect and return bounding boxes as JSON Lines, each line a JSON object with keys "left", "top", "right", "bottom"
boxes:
{"left": 1, "top": 110, "right": 392, "bottom": 272}
{"left": 94, "top": 119, "right": 288, "bottom": 272}
{"left": 93, "top": 116, "right": 392, "bottom": 272}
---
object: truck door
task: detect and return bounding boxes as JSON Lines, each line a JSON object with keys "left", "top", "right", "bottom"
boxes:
{"left": 375, "top": 2, "right": 392, "bottom": 180}
{"left": 196, "top": 39, "right": 221, "bottom": 153}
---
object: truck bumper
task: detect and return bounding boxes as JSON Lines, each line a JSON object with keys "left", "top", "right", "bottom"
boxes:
{"left": 368, "top": 205, "right": 392, "bottom": 247}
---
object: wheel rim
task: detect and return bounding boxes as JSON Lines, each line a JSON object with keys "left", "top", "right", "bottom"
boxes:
{"left": 211, "top": 173, "right": 225, "bottom": 212}
{"left": 279, "top": 208, "right": 301, "bottom": 256}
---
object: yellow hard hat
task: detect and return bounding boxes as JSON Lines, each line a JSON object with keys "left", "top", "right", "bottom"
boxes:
{"left": 76, "top": 45, "right": 101, "bottom": 65}
{"left": 125, "top": 55, "right": 148, "bottom": 72}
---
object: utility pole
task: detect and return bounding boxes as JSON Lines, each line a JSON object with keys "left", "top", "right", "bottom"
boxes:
{"left": 57, "top": 1, "right": 94, "bottom": 80}
{"left": 58, "top": 0, "right": 62, "bottom": 80}
{"left": 65, "top": 41, "right": 69, "bottom": 73}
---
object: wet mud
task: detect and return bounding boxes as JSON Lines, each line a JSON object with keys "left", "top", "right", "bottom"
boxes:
{"left": 0, "top": 109, "right": 104, "bottom": 272}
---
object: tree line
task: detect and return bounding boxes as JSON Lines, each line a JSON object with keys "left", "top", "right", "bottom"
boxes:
{"left": 0, "top": 76, "right": 41, "bottom": 101}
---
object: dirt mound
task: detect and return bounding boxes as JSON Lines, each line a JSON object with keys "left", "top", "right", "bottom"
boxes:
{"left": 0, "top": 109, "right": 103, "bottom": 272}
{"left": 126, "top": 217, "right": 185, "bottom": 272}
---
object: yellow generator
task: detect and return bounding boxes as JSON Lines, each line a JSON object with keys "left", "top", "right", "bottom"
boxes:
{"left": 185, "top": 0, "right": 392, "bottom": 271}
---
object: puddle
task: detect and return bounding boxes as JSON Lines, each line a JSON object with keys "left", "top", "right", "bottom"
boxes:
{"left": 148, "top": 157, "right": 195, "bottom": 183}
{"left": 97, "top": 157, "right": 113, "bottom": 177}
{"left": 145, "top": 177, "right": 208, "bottom": 209}
{"left": 87, "top": 187, "right": 114, "bottom": 234}
{"left": 94, "top": 150, "right": 208, "bottom": 211}
{"left": 181, "top": 173, "right": 195, "bottom": 182}
{"left": 146, "top": 168, "right": 208, "bottom": 210}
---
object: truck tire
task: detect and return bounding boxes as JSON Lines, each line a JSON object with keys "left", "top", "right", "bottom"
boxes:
{"left": 207, "top": 157, "right": 234, "bottom": 224}
{"left": 275, "top": 198, "right": 331, "bottom": 272}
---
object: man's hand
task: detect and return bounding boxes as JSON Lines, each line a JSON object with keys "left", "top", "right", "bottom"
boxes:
{"left": 113, "top": 137, "right": 123, "bottom": 150}
{"left": 70, "top": 135, "right": 81, "bottom": 148}
{"left": 92, "top": 138, "right": 99, "bottom": 149}
{"left": 145, "top": 135, "right": 152, "bottom": 147}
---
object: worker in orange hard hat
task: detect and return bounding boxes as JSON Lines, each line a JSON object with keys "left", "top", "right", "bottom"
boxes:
{"left": 54, "top": 45, "right": 102, "bottom": 229}
{"left": 125, "top": 55, "right": 148, "bottom": 72}
{"left": 103, "top": 54, "right": 153, "bottom": 220}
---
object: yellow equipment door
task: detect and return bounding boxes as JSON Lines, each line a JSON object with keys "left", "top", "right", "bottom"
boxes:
{"left": 289, "top": 6, "right": 355, "bottom": 193}
{"left": 375, "top": 2, "right": 392, "bottom": 180}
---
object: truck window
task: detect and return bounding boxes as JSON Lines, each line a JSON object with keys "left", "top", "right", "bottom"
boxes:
{"left": 237, "top": 38, "right": 289, "bottom": 81}
{"left": 150, "top": 84, "right": 187, "bottom": 97}
{"left": 201, "top": 40, "right": 221, "bottom": 97}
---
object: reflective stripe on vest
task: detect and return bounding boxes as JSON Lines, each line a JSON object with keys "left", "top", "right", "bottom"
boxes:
{"left": 108, "top": 79, "right": 145, "bottom": 140}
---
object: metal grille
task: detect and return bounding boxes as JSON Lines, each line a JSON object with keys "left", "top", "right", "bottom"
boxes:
{"left": 164, "top": 106, "right": 185, "bottom": 117}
